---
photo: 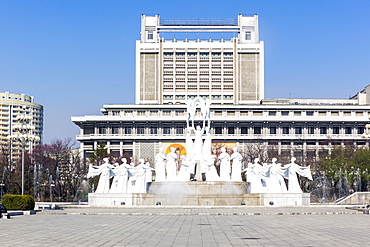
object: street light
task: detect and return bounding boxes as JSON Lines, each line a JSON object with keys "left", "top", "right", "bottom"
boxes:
{"left": 0, "top": 166, "right": 7, "bottom": 202}
{"left": 8, "top": 107, "right": 40, "bottom": 195}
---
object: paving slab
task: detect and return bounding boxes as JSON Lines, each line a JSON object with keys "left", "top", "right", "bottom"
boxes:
{"left": 1, "top": 206, "right": 369, "bottom": 246}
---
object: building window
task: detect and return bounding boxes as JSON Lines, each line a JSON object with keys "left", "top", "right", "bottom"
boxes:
{"left": 241, "top": 127, "right": 248, "bottom": 134}
{"left": 320, "top": 127, "right": 327, "bottom": 135}
{"left": 345, "top": 127, "right": 352, "bottom": 134}
{"left": 99, "top": 127, "right": 106, "bottom": 135}
{"left": 254, "top": 127, "right": 261, "bottom": 135}
{"left": 295, "top": 127, "right": 302, "bottom": 134}
{"left": 270, "top": 127, "right": 276, "bottom": 135}
{"left": 294, "top": 111, "right": 301, "bottom": 116}
{"left": 308, "top": 127, "right": 315, "bottom": 134}
{"left": 228, "top": 127, "right": 234, "bottom": 135}
{"left": 344, "top": 111, "right": 351, "bottom": 116}
{"left": 112, "top": 127, "right": 120, "bottom": 135}
{"left": 125, "top": 128, "right": 132, "bottom": 135}
{"left": 253, "top": 111, "right": 263, "bottom": 116}
{"left": 164, "top": 52, "right": 173, "bottom": 56}
{"left": 176, "top": 126, "right": 183, "bottom": 135}
{"left": 306, "top": 111, "right": 314, "bottom": 116}
{"left": 83, "top": 127, "right": 94, "bottom": 135}
{"left": 150, "top": 127, "right": 157, "bottom": 135}
{"left": 333, "top": 127, "right": 340, "bottom": 134}
{"left": 281, "top": 111, "right": 289, "bottom": 116}
{"left": 137, "top": 127, "right": 145, "bottom": 135}
{"left": 357, "top": 127, "right": 365, "bottom": 135}
{"left": 162, "top": 111, "right": 171, "bottom": 116}
{"left": 163, "top": 95, "right": 173, "bottom": 100}
{"left": 215, "top": 127, "right": 222, "bottom": 134}
{"left": 282, "top": 127, "right": 289, "bottom": 135}
{"left": 245, "top": 31, "right": 251, "bottom": 40}
{"left": 175, "top": 95, "right": 185, "bottom": 100}
{"left": 148, "top": 31, "right": 153, "bottom": 40}
{"left": 163, "top": 127, "right": 171, "bottom": 135}
{"left": 268, "top": 111, "right": 276, "bottom": 116}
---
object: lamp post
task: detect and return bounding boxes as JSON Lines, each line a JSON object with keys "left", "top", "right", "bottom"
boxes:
{"left": 8, "top": 107, "right": 40, "bottom": 195}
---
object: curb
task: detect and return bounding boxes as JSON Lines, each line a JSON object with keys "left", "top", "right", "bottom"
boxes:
{"left": 38, "top": 211, "right": 364, "bottom": 216}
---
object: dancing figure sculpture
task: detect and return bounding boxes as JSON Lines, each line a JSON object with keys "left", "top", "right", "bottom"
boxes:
{"left": 230, "top": 147, "right": 243, "bottom": 182}
{"left": 154, "top": 148, "right": 167, "bottom": 182}
{"left": 87, "top": 158, "right": 114, "bottom": 193}
{"left": 284, "top": 157, "right": 313, "bottom": 193}
{"left": 166, "top": 147, "right": 178, "bottom": 181}
{"left": 109, "top": 158, "right": 132, "bottom": 193}
{"left": 219, "top": 147, "right": 231, "bottom": 181}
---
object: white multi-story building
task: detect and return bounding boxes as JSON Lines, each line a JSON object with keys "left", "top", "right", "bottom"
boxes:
{"left": 72, "top": 14, "right": 370, "bottom": 165}
{"left": 0, "top": 92, "right": 43, "bottom": 159}
{"left": 136, "top": 14, "right": 264, "bottom": 105}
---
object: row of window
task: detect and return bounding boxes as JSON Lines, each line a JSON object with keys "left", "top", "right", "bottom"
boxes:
{"left": 163, "top": 95, "right": 234, "bottom": 100}
{"left": 107, "top": 109, "right": 370, "bottom": 117}
{"left": 164, "top": 52, "right": 233, "bottom": 57}
{"left": 88, "top": 126, "right": 364, "bottom": 136}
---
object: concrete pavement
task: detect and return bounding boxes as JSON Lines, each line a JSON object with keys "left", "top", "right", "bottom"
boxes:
{"left": 1, "top": 206, "right": 369, "bottom": 246}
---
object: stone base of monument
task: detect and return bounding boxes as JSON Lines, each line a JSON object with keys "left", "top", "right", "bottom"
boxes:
{"left": 88, "top": 182, "right": 311, "bottom": 207}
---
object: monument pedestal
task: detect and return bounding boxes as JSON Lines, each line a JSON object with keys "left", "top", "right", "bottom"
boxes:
{"left": 88, "top": 181, "right": 311, "bottom": 207}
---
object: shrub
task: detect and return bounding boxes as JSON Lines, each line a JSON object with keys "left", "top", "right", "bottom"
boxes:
{"left": 2, "top": 194, "right": 35, "bottom": 210}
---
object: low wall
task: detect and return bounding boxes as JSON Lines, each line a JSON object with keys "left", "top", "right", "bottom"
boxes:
{"left": 336, "top": 192, "right": 370, "bottom": 205}
{"left": 148, "top": 181, "right": 248, "bottom": 195}
{"left": 89, "top": 181, "right": 310, "bottom": 207}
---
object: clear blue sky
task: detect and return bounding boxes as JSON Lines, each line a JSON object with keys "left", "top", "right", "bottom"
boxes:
{"left": 1, "top": 0, "right": 370, "bottom": 144}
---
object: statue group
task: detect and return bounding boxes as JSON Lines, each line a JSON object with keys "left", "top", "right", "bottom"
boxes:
{"left": 87, "top": 158, "right": 153, "bottom": 193}
{"left": 87, "top": 97, "right": 313, "bottom": 194}
{"left": 154, "top": 145, "right": 243, "bottom": 182}
{"left": 244, "top": 157, "right": 313, "bottom": 193}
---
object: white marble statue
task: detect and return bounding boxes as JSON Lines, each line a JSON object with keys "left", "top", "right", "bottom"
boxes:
{"left": 284, "top": 157, "right": 313, "bottom": 193}
{"left": 202, "top": 127, "right": 212, "bottom": 158}
{"left": 193, "top": 125, "right": 205, "bottom": 160}
{"left": 185, "top": 131, "right": 195, "bottom": 176}
{"left": 243, "top": 158, "right": 268, "bottom": 193}
{"left": 154, "top": 148, "right": 167, "bottom": 182}
{"left": 219, "top": 147, "right": 231, "bottom": 181}
{"left": 185, "top": 97, "right": 211, "bottom": 181}
{"left": 230, "top": 147, "right": 243, "bottom": 182}
{"left": 166, "top": 147, "right": 178, "bottom": 181}
{"left": 176, "top": 155, "right": 191, "bottom": 181}
{"left": 204, "top": 155, "right": 220, "bottom": 181}
{"left": 127, "top": 159, "right": 153, "bottom": 193}
{"left": 264, "top": 158, "right": 287, "bottom": 193}
{"left": 87, "top": 158, "right": 114, "bottom": 193}
{"left": 109, "top": 158, "right": 131, "bottom": 193}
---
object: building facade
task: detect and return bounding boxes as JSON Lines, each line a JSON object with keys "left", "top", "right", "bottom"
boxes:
{"left": 0, "top": 92, "right": 43, "bottom": 159}
{"left": 136, "top": 14, "right": 264, "bottom": 105}
{"left": 72, "top": 14, "right": 370, "bottom": 165}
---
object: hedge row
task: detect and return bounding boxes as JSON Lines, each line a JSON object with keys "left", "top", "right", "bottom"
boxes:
{"left": 2, "top": 194, "right": 35, "bottom": 210}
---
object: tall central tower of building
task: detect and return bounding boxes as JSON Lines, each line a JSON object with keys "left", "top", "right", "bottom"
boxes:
{"left": 136, "top": 14, "right": 264, "bottom": 105}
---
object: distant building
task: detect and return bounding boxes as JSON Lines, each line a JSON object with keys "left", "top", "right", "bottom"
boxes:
{"left": 0, "top": 92, "right": 43, "bottom": 160}
{"left": 72, "top": 14, "right": 370, "bottom": 165}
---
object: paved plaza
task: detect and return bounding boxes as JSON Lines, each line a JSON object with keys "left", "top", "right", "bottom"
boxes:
{"left": 1, "top": 206, "right": 370, "bottom": 246}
